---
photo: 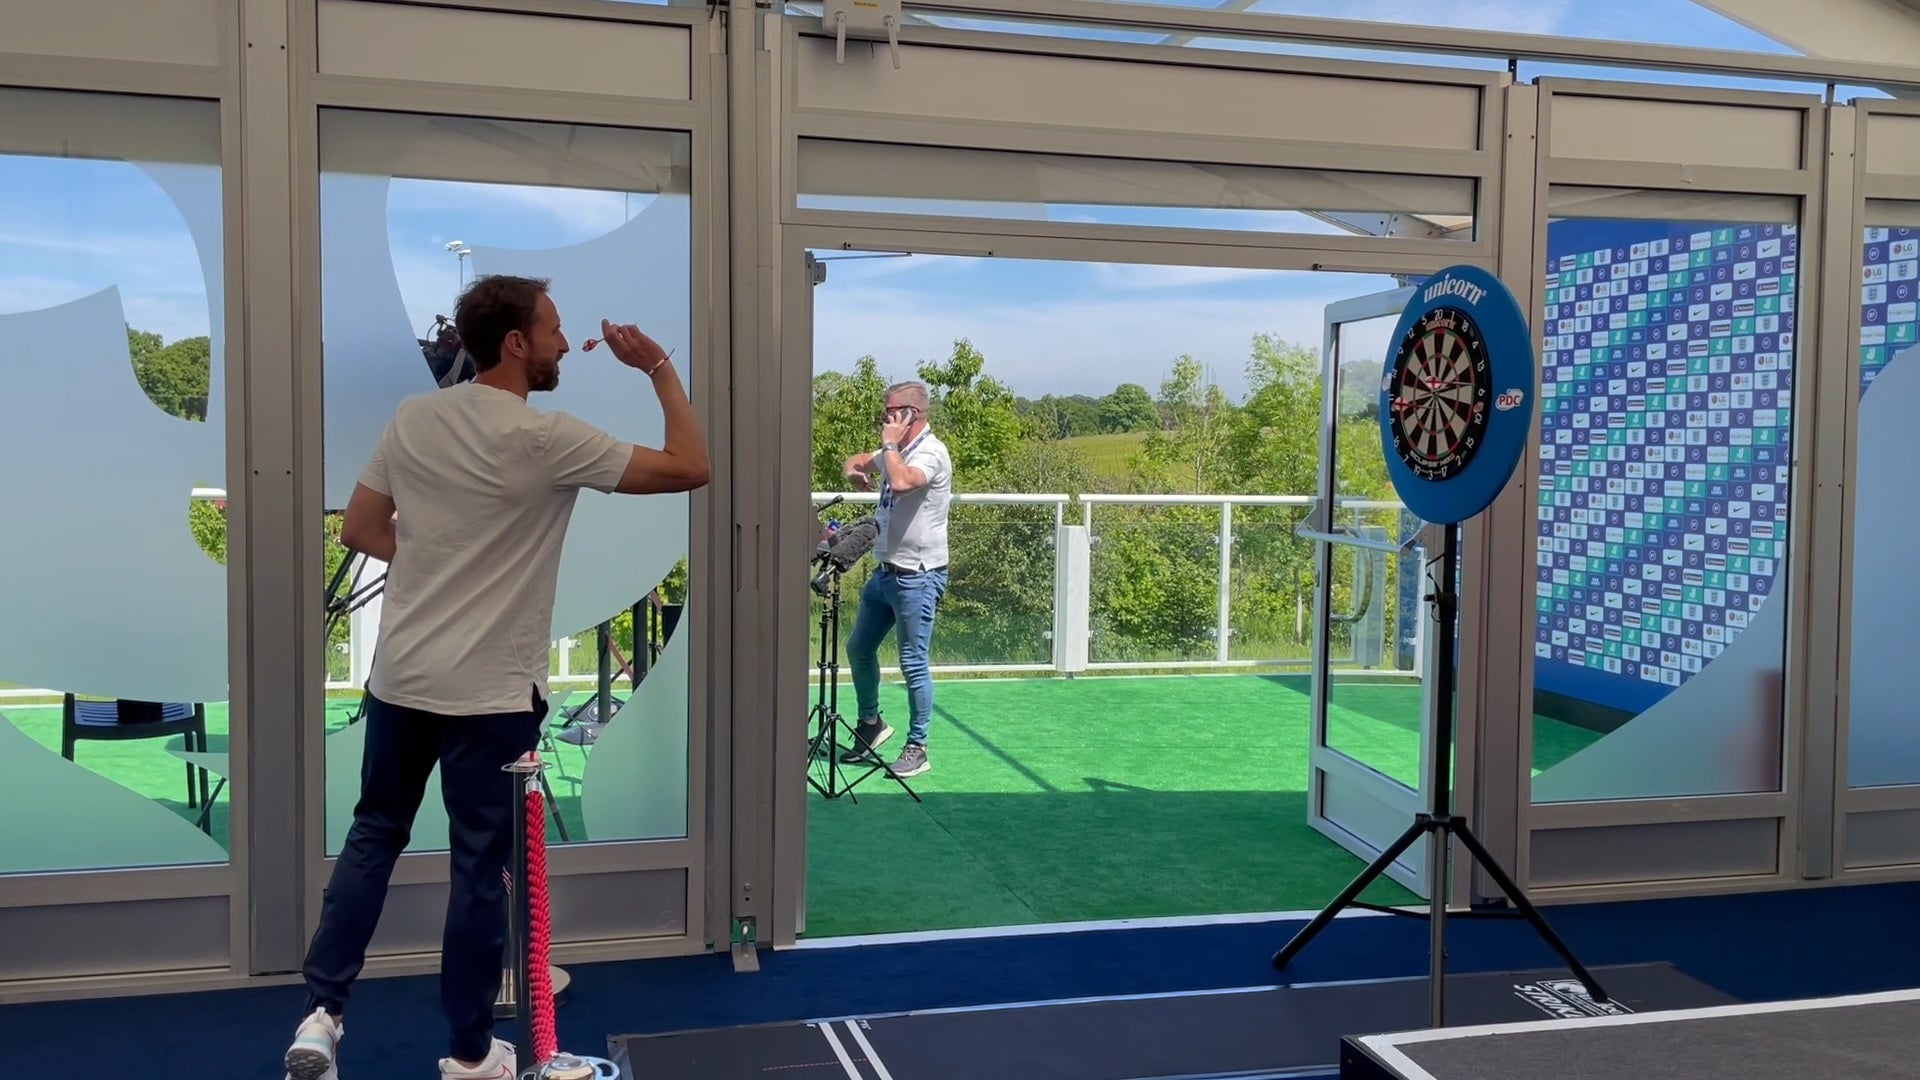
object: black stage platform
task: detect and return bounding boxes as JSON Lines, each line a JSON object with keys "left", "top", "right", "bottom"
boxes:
{"left": 1342, "top": 987, "right": 1920, "bottom": 1080}
{"left": 607, "top": 962, "right": 1733, "bottom": 1079}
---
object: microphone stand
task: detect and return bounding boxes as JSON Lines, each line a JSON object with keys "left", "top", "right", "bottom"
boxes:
{"left": 804, "top": 505, "right": 919, "bottom": 803}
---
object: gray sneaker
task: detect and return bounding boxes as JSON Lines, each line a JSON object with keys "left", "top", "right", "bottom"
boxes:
{"left": 887, "top": 743, "right": 929, "bottom": 778}
{"left": 841, "top": 717, "right": 892, "bottom": 763}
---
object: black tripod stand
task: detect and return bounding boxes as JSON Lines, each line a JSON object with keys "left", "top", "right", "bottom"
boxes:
{"left": 805, "top": 565, "right": 920, "bottom": 803}
{"left": 1271, "top": 522, "right": 1606, "bottom": 1027}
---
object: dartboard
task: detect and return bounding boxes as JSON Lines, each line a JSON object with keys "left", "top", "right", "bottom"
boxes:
{"left": 1386, "top": 306, "right": 1492, "bottom": 482}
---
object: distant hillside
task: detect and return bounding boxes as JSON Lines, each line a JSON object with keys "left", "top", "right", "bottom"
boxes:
{"left": 1063, "top": 430, "right": 1148, "bottom": 485}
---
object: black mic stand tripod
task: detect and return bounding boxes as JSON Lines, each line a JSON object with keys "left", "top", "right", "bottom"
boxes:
{"left": 805, "top": 559, "right": 921, "bottom": 803}
{"left": 1269, "top": 523, "right": 1605, "bottom": 1027}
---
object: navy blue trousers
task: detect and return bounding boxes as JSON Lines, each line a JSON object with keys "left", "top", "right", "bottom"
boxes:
{"left": 301, "top": 689, "right": 543, "bottom": 1062}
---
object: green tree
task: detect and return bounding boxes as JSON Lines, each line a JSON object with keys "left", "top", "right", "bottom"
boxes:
{"left": 1098, "top": 383, "right": 1158, "bottom": 434}
{"left": 1088, "top": 505, "right": 1220, "bottom": 658}
{"left": 189, "top": 498, "right": 228, "bottom": 564}
{"left": 1217, "top": 335, "right": 1326, "bottom": 653}
{"left": 128, "top": 325, "right": 211, "bottom": 422}
{"left": 1136, "top": 355, "right": 1236, "bottom": 493}
{"left": 810, "top": 356, "right": 890, "bottom": 489}
{"left": 1016, "top": 393, "right": 1101, "bottom": 440}
{"left": 917, "top": 338, "right": 1022, "bottom": 482}
{"left": 940, "top": 438, "right": 1103, "bottom": 663}
{"left": 1221, "top": 334, "right": 1321, "bottom": 496}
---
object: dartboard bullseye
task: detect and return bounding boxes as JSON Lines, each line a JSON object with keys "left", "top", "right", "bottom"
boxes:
{"left": 1388, "top": 307, "right": 1491, "bottom": 482}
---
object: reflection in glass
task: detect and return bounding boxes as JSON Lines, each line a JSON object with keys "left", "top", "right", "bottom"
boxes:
{"left": 1530, "top": 210, "right": 1796, "bottom": 802}
{"left": 317, "top": 109, "right": 693, "bottom": 853}
{"left": 0, "top": 88, "right": 231, "bottom": 872}
{"left": 1848, "top": 213, "right": 1920, "bottom": 788}
{"left": 1321, "top": 315, "right": 1426, "bottom": 789}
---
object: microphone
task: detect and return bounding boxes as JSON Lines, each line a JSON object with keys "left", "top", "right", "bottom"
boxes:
{"left": 811, "top": 516, "right": 880, "bottom": 595}
{"left": 816, "top": 494, "right": 847, "bottom": 516}
{"left": 824, "top": 516, "right": 880, "bottom": 571}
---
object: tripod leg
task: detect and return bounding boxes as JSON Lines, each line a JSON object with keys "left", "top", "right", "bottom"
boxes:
{"left": 1450, "top": 820, "right": 1609, "bottom": 1003}
{"left": 1272, "top": 817, "right": 1430, "bottom": 969}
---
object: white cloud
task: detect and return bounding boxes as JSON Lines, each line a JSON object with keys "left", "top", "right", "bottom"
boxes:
{"left": 0, "top": 221, "right": 212, "bottom": 342}
{"left": 0, "top": 272, "right": 210, "bottom": 344}
{"left": 814, "top": 269, "right": 1404, "bottom": 400}
{"left": 388, "top": 180, "right": 648, "bottom": 244}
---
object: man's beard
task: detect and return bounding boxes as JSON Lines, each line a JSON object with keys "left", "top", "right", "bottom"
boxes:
{"left": 530, "top": 360, "right": 560, "bottom": 392}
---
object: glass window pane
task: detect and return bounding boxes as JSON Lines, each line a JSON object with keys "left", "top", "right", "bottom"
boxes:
{"left": 1847, "top": 204, "right": 1920, "bottom": 789}
{"left": 1323, "top": 314, "right": 1425, "bottom": 788}
{"left": 0, "top": 88, "right": 231, "bottom": 872}
{"left": 1531, "top": 189, "right": 1797, "bottom": 802}
{"left": 318, "top": 109, "right": 694, "bottom": 853}
{"left": 797, "top": 138, "right": 1477, "bottom": 239}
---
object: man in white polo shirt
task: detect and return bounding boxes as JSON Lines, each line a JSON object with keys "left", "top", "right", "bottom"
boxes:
{"left": 283, "top": 275, "right": 709, "bottom": 1080}
{"left": 839, "top": 380, "right": 952, "bottom": 778}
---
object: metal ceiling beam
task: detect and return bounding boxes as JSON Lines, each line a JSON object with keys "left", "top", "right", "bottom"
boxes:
{"left": 1304, "top": 211, "right": 1459, "bottom": 242}
{"left": 905, "top": 0, "right": 1920, "bottom": 90}
{"left": 1691, "top": 0, "right": 1920, "bottom": 70}
{"left": 1155, "top": 0, "right": 1259, "bottom": 49}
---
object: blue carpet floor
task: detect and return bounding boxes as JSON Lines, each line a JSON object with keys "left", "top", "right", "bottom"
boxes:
{"left": 6, "top": 882, "right": 1920, "bottom": 1079}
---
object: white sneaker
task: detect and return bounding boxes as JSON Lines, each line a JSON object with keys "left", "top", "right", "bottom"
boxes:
{"left": 439, "top": 1038, "right": 516, "bottom": 1079}
{"left": 284, "top": 1008, "right": 343, "bottom": 1080}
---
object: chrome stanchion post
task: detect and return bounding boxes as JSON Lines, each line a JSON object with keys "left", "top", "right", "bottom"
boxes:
{"left": 505, "top": 754, "right": 539, "bottom": 1077}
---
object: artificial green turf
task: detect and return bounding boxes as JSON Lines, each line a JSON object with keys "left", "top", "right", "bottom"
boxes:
{"left": 802, "top": 673, "right": 1602, "bottom": 939}
{"left": 0, "top": 674, "right": 1602, "bottom": 940}
{"left": 0, "top": 697, "right": 593, "bottom": 856}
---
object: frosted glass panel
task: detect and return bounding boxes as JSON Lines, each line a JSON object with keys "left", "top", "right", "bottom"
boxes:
{"left": 0, "top": 88, "right": 231, "bottom": 872}
{"left": 317, "top": 109, "right": 693, "bottom": 852}
{"left": 1530, "top": 196, "right": 1797, "bottom": 803}
{"left": 1848, "top": 212, "right": 1920, "bottom": 789}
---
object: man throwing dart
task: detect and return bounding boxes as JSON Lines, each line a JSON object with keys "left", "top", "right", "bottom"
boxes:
{"left": 839, "top": 380, "right": 953, "bottom": 779}
{"left": 283, "top": 275, "right": 709, "bottom": 1080}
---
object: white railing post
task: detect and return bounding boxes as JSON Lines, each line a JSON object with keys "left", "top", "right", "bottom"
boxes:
{"left": 1216, "top": 500, "right": 1233, "bottom": 663}
{"left": 347, "top": 555, "right": 385, "bottom": 687}
{"left": 1053, "top": 524, "right": 1090, "bottom": 674}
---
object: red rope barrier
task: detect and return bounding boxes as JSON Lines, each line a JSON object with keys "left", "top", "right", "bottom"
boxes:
{"left": 525, "top": 783, "right": 559, "bottom": 1064}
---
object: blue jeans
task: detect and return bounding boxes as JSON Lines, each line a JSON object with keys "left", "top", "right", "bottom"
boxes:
{"left": 849, "top": 565, "right": 948, "bottom": 745}
{"left": 301, "top": 689, "right": 543, "bottom": 1062}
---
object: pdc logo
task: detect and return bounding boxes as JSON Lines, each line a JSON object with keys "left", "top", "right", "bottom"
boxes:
{"left": 1495, "top": 389, "right": 1526, "bottom": 411}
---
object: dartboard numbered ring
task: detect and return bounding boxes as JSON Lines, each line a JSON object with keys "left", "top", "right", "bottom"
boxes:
{"left": 1388, "top": 307, "right": 1492, "bottom": 482}
{"left": 1377, "top": 264, "right": 1536, "bottom": 525}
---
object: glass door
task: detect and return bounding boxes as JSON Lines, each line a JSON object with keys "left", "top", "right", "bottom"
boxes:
{"left": 1304, "top": 285, "right": 1440, "bottom": 897}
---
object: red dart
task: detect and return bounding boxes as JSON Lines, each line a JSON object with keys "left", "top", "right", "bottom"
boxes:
{"left": 583, "top": 338, "right": 600, "bottom": 351}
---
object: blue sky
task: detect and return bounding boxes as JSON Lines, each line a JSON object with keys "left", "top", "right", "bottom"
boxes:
{"left": 0, "top": 0, "right": 1887, "bottom": 406}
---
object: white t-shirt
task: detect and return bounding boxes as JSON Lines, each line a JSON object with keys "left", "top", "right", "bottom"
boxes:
{"left": 874, "top": 430, "right": 952, "bottom": 571}
{"left": 357, "top": 382, "right": 633, "bottom": 716}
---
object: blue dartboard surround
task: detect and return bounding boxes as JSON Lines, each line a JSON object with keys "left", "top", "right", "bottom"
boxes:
{"left": 1377, "top": 263, "right": 1537, "bottom": 525}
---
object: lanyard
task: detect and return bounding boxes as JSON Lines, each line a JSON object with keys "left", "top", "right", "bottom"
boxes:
{"left": 879, "top": 430, "right": 928, "bottom": 510}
